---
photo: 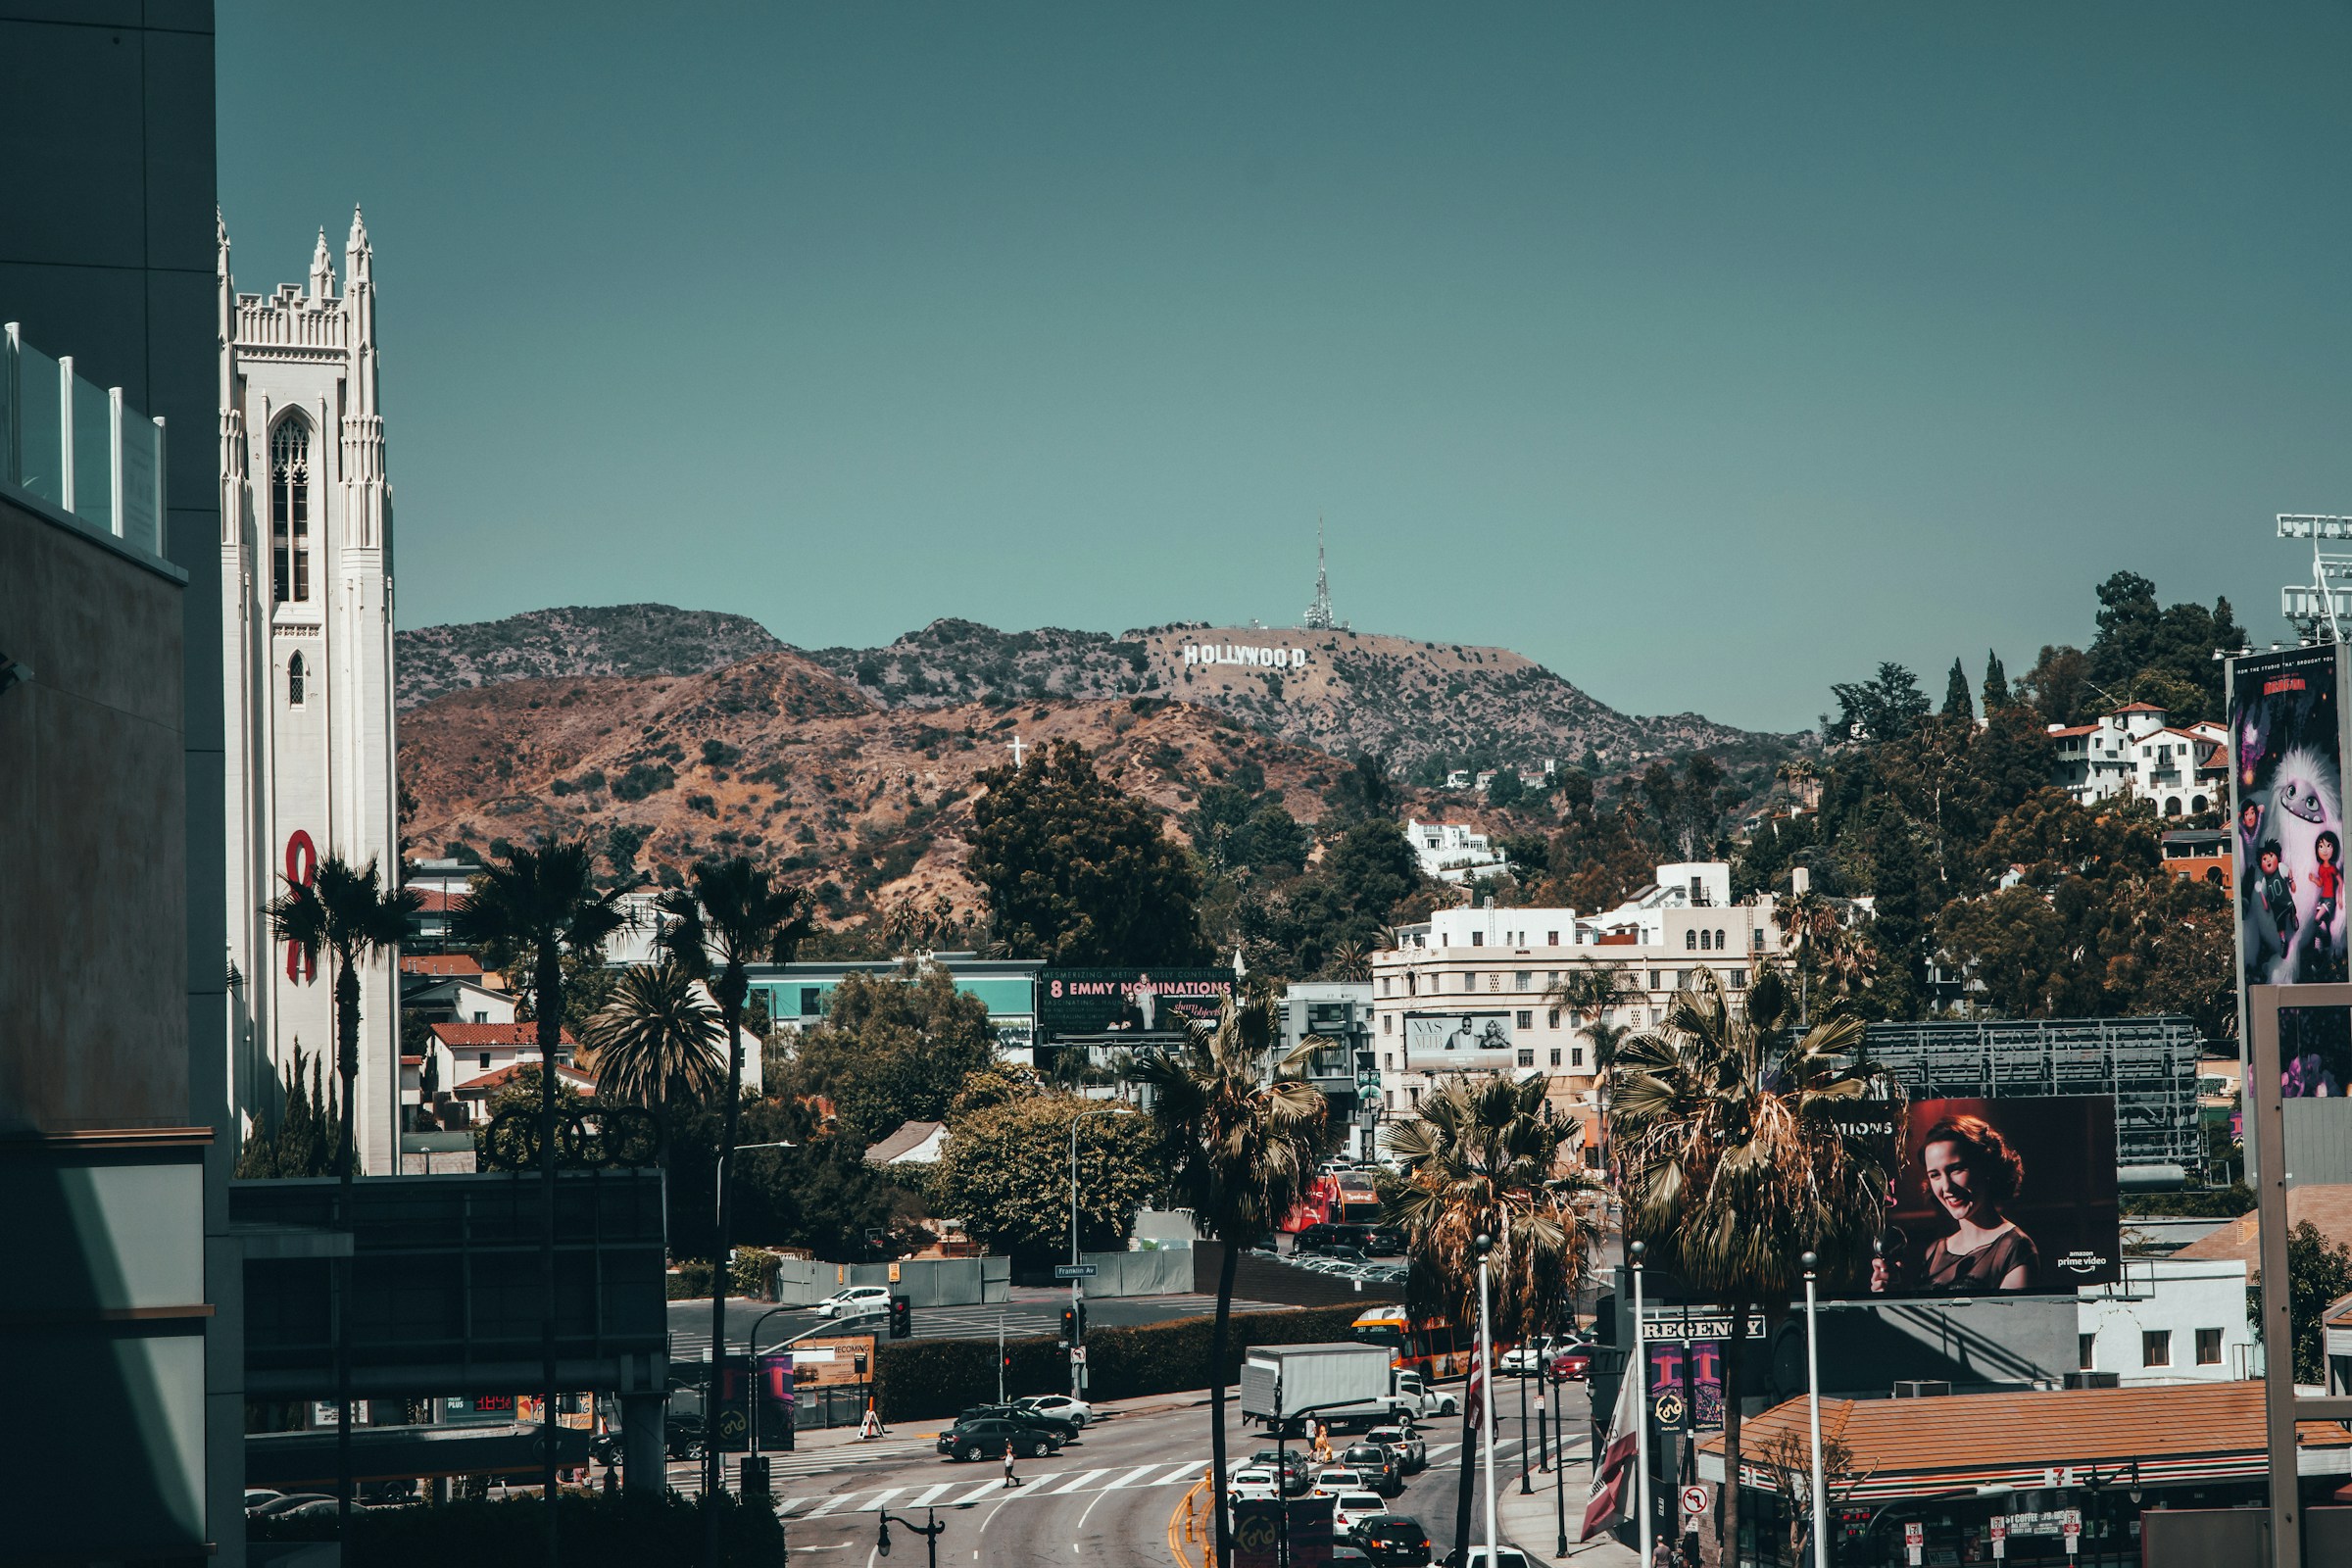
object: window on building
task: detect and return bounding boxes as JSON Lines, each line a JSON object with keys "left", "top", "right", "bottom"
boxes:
{"left": 1515, "top": 971, "right": 1532, "bottom": 991}
{"left": 2196, "top": 1328, "right": 2224, "bottom": 1366}
{"left": 1407, "top": 972, "right": 1417, "bottom": 997}
{"left": 1716, "top": 929, "right": 1726, "bottom": 951}
{"left": 1463, "top": 972, "right": 1476, "bottom": 991}
{"left": 1381, "top": 976, "right": 1391, "bottom": 997}
{"left": 1383, "top": 1053, "right": 1393, "bottom": 1070}
{"left": 1686, "top": 930, "right": 1697, "bottom": 951}
{"left": 1385, "top": 1090, "right": 1395, "bottom": 1109}
{"left": 287, "top": 651, "right": 306, "bottom": 706}
{"left": 1546, "top": 930, "right": 1559, "bottom": 946}
{"left": 1546, "top": 970, "right": 1560, "bottom": 987}
{"left": 1572, "top": 1047, "right": 1584, "bottom": 1067}
{"left": 1547, "top": 1009, "right": 1561, "bottom": 1028}
{"left": 1516, "top": 1050, "right": 1535, "bottom": 1067}
{"left": 1753, "top": 929, "right": 1765, "bottom": 951}
{"left": 1548, "top": 1048, "right": 1561, "bottom": 1066}
{"left": 1731, "top": 969, "right": 1747, "bottom": 989}
{"left": 1407, "top": 1086, "right": 1420, "bottom": 1107}
{"left": 270, "top": 417, "right": 312, "bottom": 603}
{"left": 2141, "top": 1330, "right": 2172, "bottom": 1368}
{"left": 1381, "top": 1014, "right": 1392, "bottom": 1035}
{"left": 478, "top": 1053, "right": 491, "bottom": 1070}
{"left": 471, "top": 1010, "right": 487, "bottom": 1024}
{"left": 1516, "top": 1010, "right": 1534, "bottom": 1029}
{"left": 1471, "top": 932, "right": 1484, "bottom": 947}
{"left": 1648, "top": 970, "right": 1663, "bottom": 990}
{"left": 2079, "top": 1333, "right": 2096, "bottom": 1371}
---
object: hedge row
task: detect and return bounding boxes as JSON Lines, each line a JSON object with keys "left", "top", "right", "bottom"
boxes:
{"left": 872, "top": 1302, "right": 1366, "bottom": 1422}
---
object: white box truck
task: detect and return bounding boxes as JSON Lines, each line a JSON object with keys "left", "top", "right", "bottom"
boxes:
{"left": 1240, "top": 1344, "right": 1431, "bottom": 1433}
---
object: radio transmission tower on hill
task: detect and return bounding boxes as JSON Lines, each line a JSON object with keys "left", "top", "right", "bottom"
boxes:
{"left": 1302, "top": 515, "right": 1340, "bottom": 630}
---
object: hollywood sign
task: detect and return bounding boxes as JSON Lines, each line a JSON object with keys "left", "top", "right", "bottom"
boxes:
{"left": 1181, "top": 642, "right": 1311, "bottom": 670}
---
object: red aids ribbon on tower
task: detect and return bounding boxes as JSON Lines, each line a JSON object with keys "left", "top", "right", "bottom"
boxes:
{"left": 284, "top": 830, "right": 318, "bottom": 982}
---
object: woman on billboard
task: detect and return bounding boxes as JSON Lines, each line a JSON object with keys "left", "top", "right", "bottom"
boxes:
{"left": 1893, "top": 1114, "right": 2039, "bottom": 1293}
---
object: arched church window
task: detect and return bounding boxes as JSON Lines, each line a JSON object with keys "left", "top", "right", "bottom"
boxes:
{"left": 270, "top": 418, "right": 312, "bottom": 604}
{"left": 288, "top": 652, "right": 306, "bottom": 707}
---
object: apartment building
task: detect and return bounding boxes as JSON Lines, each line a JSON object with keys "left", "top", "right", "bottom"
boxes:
{"left": 1365, "top": 862, "right": 1784, "bottom": 1141}
{"left": 2046, "top": 700, "right": 2227, "bottom": 817}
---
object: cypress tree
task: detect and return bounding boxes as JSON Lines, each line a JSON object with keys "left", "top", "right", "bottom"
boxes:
{"left": 1942, "top": 658, "right": 1974, "bottom": 719}
{"left": 1982, "top": 650, "right": 2010, "bottom": 711}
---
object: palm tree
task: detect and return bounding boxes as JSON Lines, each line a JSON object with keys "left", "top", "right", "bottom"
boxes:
{"left": 1385, "top": 1075, "right": 1599, "bottom": 1565}
{"left": 1608, "top": 970, "right": 1900, "bottom": 1562}
{"left": 1544, "top": 958, "right": 1631, "bottom": 1075}
{"left": 1776, "top": 881, "right": 1836, "bottom": 1025}
{"left": 1326, "top": 937, "right": 1372, "bottom": 982}
{"left": 580, "top": 960, "right": 727, "bottom": 1166}
{"left": 267, "top": 855, "right": 417, "bottom": 1543}
{"left": 655, "top": 857, "right": 811, "bottom": 1528}
{"left": 1134, "top": 995, "right": 1330, "bottom": 1568}
{"left": 448, "top": 840, "right": 628, "bottom": 1554}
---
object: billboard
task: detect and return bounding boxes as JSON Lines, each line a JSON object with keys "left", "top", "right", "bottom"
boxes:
{"left": 2280, "top": 1005, "right": 2352, "bottom": 1098}
{"left": 1401, "top": 1009, "right": 1516, "bottom": 1072}
{"left": 2230, "top": 645, "right": 2348, "bottom": 989}
{"left": 1862, "top": 1096, "right": 2120, "bottom": 1298}
{"left": 1036, "top": 969, "right": 1236, "bottom": 1037}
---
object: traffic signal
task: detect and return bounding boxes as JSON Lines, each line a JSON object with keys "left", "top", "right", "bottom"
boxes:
{"left": 1060, "top": 1306, "right": 1078, "bottom": 1345}
{"left": 889, "top": 1295, "right": 911, "bottom": 1340}
{"left": 1001, "top": 1349, "right": 1014, "bottom": 1374}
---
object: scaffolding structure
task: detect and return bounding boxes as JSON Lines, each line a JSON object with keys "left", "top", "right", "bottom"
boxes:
{"left": 1861, "top": 1016, "right": 2204, "bottom": 1181}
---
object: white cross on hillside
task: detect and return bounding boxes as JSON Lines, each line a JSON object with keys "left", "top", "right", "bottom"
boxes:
{"left": 1006, "top": 735, "right": 1028, "bottom": 765}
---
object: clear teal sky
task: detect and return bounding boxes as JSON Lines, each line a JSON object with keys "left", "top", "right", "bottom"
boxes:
{"left": 219, "top": 4, "right": 2352, "bottom": 732}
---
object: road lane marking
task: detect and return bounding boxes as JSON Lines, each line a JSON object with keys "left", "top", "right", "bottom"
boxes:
{"left": 805, "top": 1494, "right": 856, "bottom": 1517}
{"left": 1103, "top": 1464, "right": 1166, "bottom": 1491}
{"left": 776, "top": 1495, "right": 810, "bottom": 1517}
{"left": 1045, "top": 1468, "right": 1108, "bottom": 1495}
{"left": 856, "top": 1488, "right": 906, "bottom": 1512}
{"left": 952, "top": 1478, "right": 1005, "bottom": 1505}
{"left": 906, "top": 1483, "right": 955, "bottom": 1506}
{"left": 1151, "top": 1461, "right": 1206, "bottom": 1485}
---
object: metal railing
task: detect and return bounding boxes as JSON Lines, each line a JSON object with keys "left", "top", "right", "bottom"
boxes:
{"left": 2, "top": 321, "right": 168, "bottom": 556}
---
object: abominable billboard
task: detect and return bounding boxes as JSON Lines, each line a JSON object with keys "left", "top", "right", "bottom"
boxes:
{"left": 2230, "top": 644, "right": 2349, "bottom": 988}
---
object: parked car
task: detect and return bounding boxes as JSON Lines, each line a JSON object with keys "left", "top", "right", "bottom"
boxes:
{"left": 1548, "top": 1345, "right": 1592, "bottom": 1382}
{"left": 957, "top": 1402, "right": 1081, "bottom": 1442}
{"left": 1365, "top": 1425, "right": 1427, "bottom": 1474}
{"left": 274, "top": 1498, "right": 351, "bottom": 1522}
{"left": 248, "top": 1494, "right": 333, "bottom": 1519}
{"left": 663, "top": 1411, "right": 707, "bottom": 1460}
{"left": 1341, "top": 1443, "right": 1403, "bottom": 1495}
{"left": 1250, "top": 1447, "right": 1312, "bottom": 1495}
{"left": 1332, "top": 1491, "right": 1391, "bottom": 1542}
{"left": 1360, "top": 1516, "right": 1435, "bottom": 1567}
{"left": 243, "top": 1490, "right": 282, "bottom": 1513}
{"left": 938, "top": 1417, "right": 1061, "bottom": 1461}
{"left": 1313, "top": 1466, "right": 1372, "bottom": 1497}
{"left": 1016, "top": 1394, "right": 1095, "bottom": 1427}
{"left": 813, "top": 1285, "right": 892, "bottom": 1319}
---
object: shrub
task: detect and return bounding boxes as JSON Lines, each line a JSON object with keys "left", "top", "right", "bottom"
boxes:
{"left": 687, "top": 793, "right": 718, "bottom": 817}
{"left": 702, "top": 739, "right": 743, "bottom": 768}
{"left": 612, "top": 762, "right": 676, "bottom": 802}
{"left": 666, "top": 1260, "right": 714, "bottom": 1300}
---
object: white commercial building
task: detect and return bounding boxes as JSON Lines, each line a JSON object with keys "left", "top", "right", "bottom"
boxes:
{"left": 2046, "top": 701, "right": 2228, "bottom": 818}
{"left": 219, "top": 212, "right": 402, "bottom": 1172}
{"left": 2076, "top": 1257, "right": 2260, "bottom": 1386}
{"left": 1367, "top": 862, "right": 1784, "bottom": 1149}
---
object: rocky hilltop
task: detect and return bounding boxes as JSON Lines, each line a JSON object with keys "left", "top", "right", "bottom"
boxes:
{"left": 401, "top": 607, "right": 1793, "bottom": 775}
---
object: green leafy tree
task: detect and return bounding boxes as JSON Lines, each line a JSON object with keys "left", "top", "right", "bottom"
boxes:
{"left": 1982, "top": 650, "right": 2010, "bottom": 711}
{"left": 580, "top": 960, "right": 726, "bottom": 1166}
{"left": 234, "top": 1048, "right": 337, "bottom": 1178}
{"left": 1275, "top": 819, "right": 1428, "bottom": 973}
{"left": 1830, "top": 662, "right": 1931, "bottom": 744}
{"left": 930, "top": 1092, "right": 1161, "bottom": 1265}
{"left": 655, "top": 855, "right": 811, "bottom": 1521}
{"left": 1135, "top": 998, "right": 1330, "bottom": 1568}
{"left": 1942, "top": 658, "right": 1974, "bottom": 719}
{"left": 1321, "top": 753, "right": 1399, "bottom": 825}
{"left": 1610, "top": 973, "right": 1900, "bottom": 1561}
{"left": 1384, "top": 1076, "right": 1598, "bottom": 1563}
{"left": 968, "top": 739, "right": 1209, "bottom": 964}
{"left": 781, "top": 963, "right": 1001, "bottom": 1144}
{"left": 2277, "top": 1221, "right": 2352, "bottom": 1385}
{"left": 663, "top": 1097, "right": 925, "bottom": 1262}
{"left": 1484, "top": 767, "right": 1527, "bottom": 809}
{"left": 449, "top": 838, "right": 629, "bottom": 1535}
{"left": 2017, "top": 644, "right": 2092, "bottom": 725}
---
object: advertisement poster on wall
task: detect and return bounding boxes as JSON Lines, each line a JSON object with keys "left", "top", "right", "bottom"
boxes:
{"left": 1858, "top": 1096, "right": 2121, "bottom": 1298}
{"left": 1401, "top": 1010, "right": 1515, "bottom": 1072}
{"left": 2230, "top": 644, "right": 2348, "bottom": 989}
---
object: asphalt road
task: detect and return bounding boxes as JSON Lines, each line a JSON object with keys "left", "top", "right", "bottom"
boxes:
{"left": 695, "top": 1376, "right": 1594, "bottom": 1568}
{"left": 663, "top": 1287, "right": 1290, "bottom": 1359}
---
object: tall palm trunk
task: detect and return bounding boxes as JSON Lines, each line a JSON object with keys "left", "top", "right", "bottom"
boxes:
{"left": 704, "top": 983, "right": 747, "bottom": 1558}
{"left": 1452, "top": 1377, "right": 1478, "bottom": 1565}
{"left": 1207, "top": 1241, "right": 1239, "bottom": 1568}
{"left": 1718, "top": 1298, "right": 1750, "bottom": 1566}
{"left": 334, "top": 952, "right": 359, "bottom": 1544}
{"left": 537, "top": 947, "right": 563, "bottom": 1566}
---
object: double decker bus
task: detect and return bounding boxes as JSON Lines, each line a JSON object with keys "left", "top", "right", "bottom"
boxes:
{"left": 1349, "top": 1304, "right": 1472, "bottom": 1381}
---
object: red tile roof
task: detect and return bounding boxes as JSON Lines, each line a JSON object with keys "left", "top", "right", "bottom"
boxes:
{"left": 455, "top": 1061, "right": 596, "bottom": 1096}
{"left": 2114, "top": 701, "right": 2169, "bottom": 713}
{"left": 427, "top": 1022, "right": 576, "bottom": 1048}
{"left": 401, "top": 954, "right": 484, "bottom": 977}
{"left": 2047, "top": 724, "right": 2098, "bottom": 737}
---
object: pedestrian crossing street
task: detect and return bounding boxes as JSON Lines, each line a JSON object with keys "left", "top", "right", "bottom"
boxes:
{"left": 762, "top": 1439, "right": 1502, "bottom": 1524}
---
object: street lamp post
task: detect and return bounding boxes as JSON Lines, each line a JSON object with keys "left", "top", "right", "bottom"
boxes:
{"left": 1631, "top": 1240, "right": 1651, "bottom": 1568}
{"left": 1067, "top": 1106, "right": 1125, "bottom": 1400}
{"left": 876, "top": 1506, "right": 946, "bottom": 1568}
{"left": 1518, "top": 1347, "right": 1533, "bottom": 1494}
{"left": 1802, "top": 1251, "right": 1827, "bottom": 1568}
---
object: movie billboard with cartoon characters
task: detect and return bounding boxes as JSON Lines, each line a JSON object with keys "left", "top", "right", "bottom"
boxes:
{"left": 2230, "top": 645, "right": 2349, "bottom": 989}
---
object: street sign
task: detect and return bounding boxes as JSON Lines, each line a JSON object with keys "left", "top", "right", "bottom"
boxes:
{"left": 1990, "top": 1516, "right": 2007, "bottom": 1561}
{"left": 1904, "top": 1521, "right": 1924, "bottom": 1567}
{"left": 2063, "top": 1508, "right": 2082, "bottom": 1556}
{"left": 1054, "top": 1264, "right": 1099, "bottom": 1279}
{"left": 1070, "top": 1345, "right": 1088, "bottom": 1365}
{"left": 1680, "top": 1486, "right": 1707, "bottom": 1516}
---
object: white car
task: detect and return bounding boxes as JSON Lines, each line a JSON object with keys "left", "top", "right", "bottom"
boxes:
{"left": 1017, "top": 1394, "right": 1095, "bottom": 1427}
{"left": 1227, "top": 1467, "right": 1281, "bottom": 1502}
{"left": 812, "top": 1285, "right": 891, "bottom": 1319}
{"left": 1312, "top": 1467, "right": 1370, "bottom": 1497}
{"left": 1332, "top": 1492, "right": 1389, "bottom": 1541}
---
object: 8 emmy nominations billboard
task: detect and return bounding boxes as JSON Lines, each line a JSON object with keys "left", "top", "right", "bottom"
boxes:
{"left": 1401, "top": 1010, "right": 1516, "bottom": 1073}
{"left": 2230, "top": 644, "right": 2349, "bottom": 988}
{"left": 1858, "top": 1096, "right": 2121, "bottom": 1298}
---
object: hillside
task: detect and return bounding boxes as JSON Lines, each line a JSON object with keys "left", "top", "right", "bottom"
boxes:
{"left": 396, "top": 604, "right": 784, "bottom": 710}
{"left": 398, "top": 656, "right": 1425, "bottom": 924}
{"left": 400, "top": 606, "right": 1795, "bottom": 775}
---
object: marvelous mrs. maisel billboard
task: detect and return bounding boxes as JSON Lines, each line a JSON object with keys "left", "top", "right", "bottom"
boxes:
{"left": 1818, "top": 1095, "right": 2121, "bottom": 1298}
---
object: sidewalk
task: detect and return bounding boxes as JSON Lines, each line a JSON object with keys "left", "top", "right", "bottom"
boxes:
{"left": 1494, "top": 1451, "right": 1640, "bottom": 1567}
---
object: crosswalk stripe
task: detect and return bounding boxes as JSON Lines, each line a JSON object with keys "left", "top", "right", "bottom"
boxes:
{"left": 1152, "top": 1461, "right": 1207, "bottom": 1485}
{"left": 775, "top": 1495, "right": 810, "bottom": 1517}
{"left": 1103, "top": 1464, "right": 1164, "bottom": 1491}
{"left": 1044, "top": 1468, "right": 1108, "bottom": 1495}
{"left": 906, "top": 1483, "right": 955, "bottom": 1506}
{"left": 953, "top": 1478, "right": 1006, "bottom": 1504}
{"left": 856, "top": 1488, "right": 906, "bottom": 1512}
{"left": 804, "top": 1494, "right": 856, "bottom": 1517}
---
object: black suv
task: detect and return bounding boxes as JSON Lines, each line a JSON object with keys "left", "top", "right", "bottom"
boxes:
{"left": 1340, "top": 1442, "right": 1403, "bottom": 1496}
{"left": 938, "top": 1416, "right": 1062, "bottom": 1461}
{"left": 957, "top": 1403, "right": 1082, "bottom": 1443}
{"left": 1360, "top": 1516, "right": 1433, "bottom": 1567}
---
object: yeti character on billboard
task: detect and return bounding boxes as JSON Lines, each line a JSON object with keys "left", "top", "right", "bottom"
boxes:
{"left": 2231, "top": 647, "right": 2348, "bottom": 987}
